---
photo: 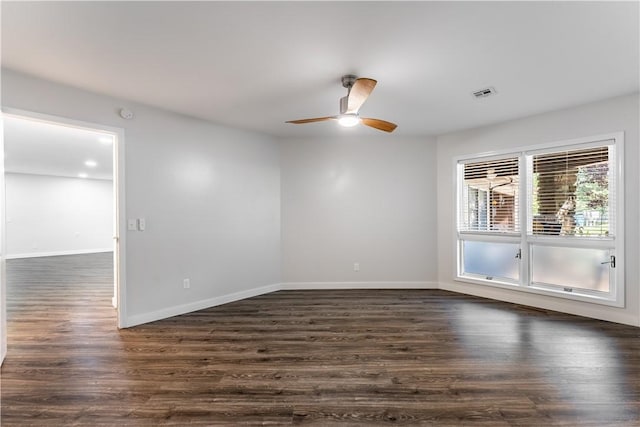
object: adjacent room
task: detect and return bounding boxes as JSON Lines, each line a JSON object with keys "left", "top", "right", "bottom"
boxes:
{"left": 1, "top": 1, "right": 638, "bottom": 425}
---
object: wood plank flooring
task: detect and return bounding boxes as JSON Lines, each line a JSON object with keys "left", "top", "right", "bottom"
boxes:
{"left": 2, "top": 253, "right": 639, "bottom": 426}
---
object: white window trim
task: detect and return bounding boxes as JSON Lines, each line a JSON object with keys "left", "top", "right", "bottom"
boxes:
{"left": 454, "top": 132, "right": 624, "bottom": 308}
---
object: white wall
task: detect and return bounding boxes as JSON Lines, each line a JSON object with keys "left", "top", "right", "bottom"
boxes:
{"left": 280, "top": 135, "right": 438, "bottom": 287}
{"left": 437, "top": 93, "right": 640, "bottom": 326}
{"left": 5, "top": 173, "right": 113, "bottom": 258}
{"left": 2, "top": 69, "right": 281, "bottom": 326}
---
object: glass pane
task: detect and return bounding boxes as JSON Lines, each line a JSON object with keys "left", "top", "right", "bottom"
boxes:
{"left": 460, "top": 158, "right": 520, "bottom": 233}
{"left": 530, "top": 146, "right": 612, "bottom": 237}
{"left": 462, "top": 240, "right": 519, "bottom": 281}
{"left": 531, "top": 245, "right": 610, "bottom": 292}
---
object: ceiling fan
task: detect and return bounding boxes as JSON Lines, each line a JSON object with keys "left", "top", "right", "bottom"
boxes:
{"left": 286, "top": 75, "right": 397, "bottom": 133}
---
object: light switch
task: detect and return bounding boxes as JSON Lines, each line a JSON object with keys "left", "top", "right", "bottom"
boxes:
{"left": 127, "top": 219, "right": 137, "bottom": 231}
{"left": 138, "top": 218, "right": 146, "bottom": 231}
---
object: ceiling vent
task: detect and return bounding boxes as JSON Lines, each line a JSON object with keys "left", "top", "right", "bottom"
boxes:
{"left": 472, "top": 87, "right": 497, "bottom": 99}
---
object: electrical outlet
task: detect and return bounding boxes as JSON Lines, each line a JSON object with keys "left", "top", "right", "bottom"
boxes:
{"left": 183, "top": 278, "right": 190, "bottom": 289}
{"left": 354, "top": 263, "right": 360, "bottom": 272}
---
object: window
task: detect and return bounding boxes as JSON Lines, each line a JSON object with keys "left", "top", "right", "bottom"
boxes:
{"left": 456, "top": 133, "right": 623, "bottom": 306}
{"left": 528, "top": 146, "right": 613, "bottom": 237}
{"left": 459, "top": 157, "right": 519, "bottom": 233}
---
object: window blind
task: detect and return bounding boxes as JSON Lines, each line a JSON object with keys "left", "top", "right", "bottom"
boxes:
{"left": 529, "top": 144, "right": 614, "bottom": 237}
{"left": 459, "top": 157, "right": 520, "bottom": 233}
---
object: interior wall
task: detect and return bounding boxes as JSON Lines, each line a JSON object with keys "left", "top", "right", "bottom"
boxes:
{"left": 280, "top": 135, "right": 438, "bottom": 287}
{"left": 436, "top": 93, "right": 640, "bottom": 326}
{"left": 5, "top": 173, "right": 113, "bottom": 258}
{"left": 1, "top": 69, "right": 281, "bottom": 326}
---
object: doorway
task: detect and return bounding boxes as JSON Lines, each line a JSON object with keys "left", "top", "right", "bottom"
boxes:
{"left": 0, "top": 110, "right": 125, "bottom": 363}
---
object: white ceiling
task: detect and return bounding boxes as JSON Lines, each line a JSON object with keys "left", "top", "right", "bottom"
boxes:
{"left": 4, "top": 116, "right": 114, "bottom": 180}
{"left": 1, "top": 1, "right": 638, "bottom": 139}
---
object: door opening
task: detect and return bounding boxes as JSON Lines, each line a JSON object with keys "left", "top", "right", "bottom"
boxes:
{"left": 0, "top": 109, "right": 125, "bottom": 364}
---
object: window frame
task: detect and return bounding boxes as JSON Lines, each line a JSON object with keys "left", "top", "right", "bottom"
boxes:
{"left": 454, "top": 132, "right": 624, "bottom": 307}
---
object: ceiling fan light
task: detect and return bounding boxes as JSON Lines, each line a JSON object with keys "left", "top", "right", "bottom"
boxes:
{"left": 338, "top": 114, "right": 360, "bottom": 127}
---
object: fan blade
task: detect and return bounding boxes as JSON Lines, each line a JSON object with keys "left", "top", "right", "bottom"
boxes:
{"left": 286, "top": 116, "right": 336, "bottom": 124}
{"left": 361, "top": 118, "right": 397, "bottom": 133}
{"left": 346, "top": 78, "right": 377, "bottom": 113}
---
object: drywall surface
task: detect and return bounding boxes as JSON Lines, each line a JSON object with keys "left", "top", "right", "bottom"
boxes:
{"left": 2, "top": 69, "right": 281, "bottom": 326}
{"left": 5, "top": 173, "right": 113, "bottom": 258}
{"left": 280, "top": 135, "right": 438, "bottom": 286}
{"left": 437, "top": 93, "right": 640, "bottom": 326}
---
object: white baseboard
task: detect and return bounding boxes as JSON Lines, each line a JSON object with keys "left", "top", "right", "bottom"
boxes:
{"left": 6, "top": 248, "right": 113, "bottom": 259}
{"left": 123, "top": 279, "right": 638, "bottom": 329}
{"left": 123, "top": 281, "right": 438, "bottom": 328}
{"left": 281, "top": 281, "right": 439, "bottom": 290}
{"left": 124, "top": 283, "right": 281, "bottom": 328}
{"left": 439, "top": 281, "right": 639, "bottom": 327}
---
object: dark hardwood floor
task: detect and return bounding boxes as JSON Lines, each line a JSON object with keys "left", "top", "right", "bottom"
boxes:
{"left": 2, "top": 253, "right": 639, "bottom": 426}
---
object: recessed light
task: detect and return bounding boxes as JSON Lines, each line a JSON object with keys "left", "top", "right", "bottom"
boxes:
{"left": 85, "top": 160, "right": 97, "bottom": 167}
{"left": 78, "top": 173, "right": 88, "bottom": 179}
